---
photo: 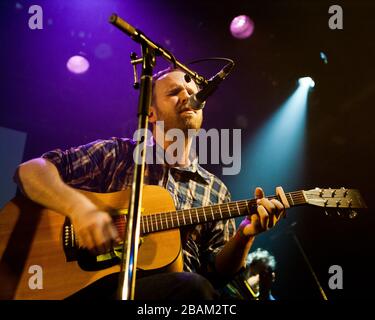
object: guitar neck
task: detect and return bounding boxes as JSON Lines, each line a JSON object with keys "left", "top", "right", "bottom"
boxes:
{"left": 115, "top": 190, "right": 306, "bottom": 235}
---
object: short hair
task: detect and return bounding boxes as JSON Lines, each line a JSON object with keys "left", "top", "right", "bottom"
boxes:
{"left": 245, "top": 248, "right": 276, "bottom": 276}
{"left": 151, "top": 67, "right": 199, "bottom": 105}
{"left": 152, "top": 66, "right": 179, "bottom": 82}
{"left": 151, "top": 67, "right": 178, "bottom": 105}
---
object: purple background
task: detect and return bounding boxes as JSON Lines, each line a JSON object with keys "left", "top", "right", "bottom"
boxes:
{"left": 1, "top": 0, "right": 374, "bottom": 299}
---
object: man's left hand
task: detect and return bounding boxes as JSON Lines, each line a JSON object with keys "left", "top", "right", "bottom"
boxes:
{"left": 239, "top": 186, "right": 288, "bottom": 237}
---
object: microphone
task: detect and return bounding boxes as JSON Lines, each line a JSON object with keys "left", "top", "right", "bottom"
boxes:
{"left": 188, "top": 62, "right": 235, "bottom": 110}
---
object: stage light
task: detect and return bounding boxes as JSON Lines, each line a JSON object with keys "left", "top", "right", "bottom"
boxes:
{"left": 298, "top": 77, "right": 315, "bottom": 88}
{"left": 225, "top": 78, "right": 312, "bottom": 248}
{"left": 226, "top": 78, "right": 312, "bottom": 203}
{"left": 320, "top": 51, "right": 328, "bottom": 64}
{"left": 230, "top": 15, "right": 254, "bottom": 39}
{"left": 66, "top": 55, "right": 90, "bottom": 74}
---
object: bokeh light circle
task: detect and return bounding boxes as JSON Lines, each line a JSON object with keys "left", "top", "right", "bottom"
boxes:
{"left": 230, "top": 15, "right": 254, "bottom": 39}
{"left": 66, "top": 55, "right": 90, "bottom": 74}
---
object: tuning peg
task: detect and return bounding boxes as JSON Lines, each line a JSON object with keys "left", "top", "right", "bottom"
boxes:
{"left": 349, "top": 210, "right": 358, "bottom": 219}
{"left": 336, "top": 209, "right": 358, "bottom": 219}
{"left": 324, "top": 209, "right": 336, "bottom": 218}
{"left": 317, "top": 188, "right": 324, "bottom": 197}
{"left": 341, "top": 187, "right": 348, "bottom": 196}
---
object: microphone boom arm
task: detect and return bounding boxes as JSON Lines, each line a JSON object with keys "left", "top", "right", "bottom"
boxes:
{"left": 110, "top": 14, "right": 209, "bottom": 86}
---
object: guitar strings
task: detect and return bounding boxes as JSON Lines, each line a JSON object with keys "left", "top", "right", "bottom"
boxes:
{"left": 112, "top": 194, "right": 307, "bottom": 229}
{"left": 111, "top": 191, "right": 306, "bottom": 234}
{"left": 112, "top": 192, "right": 307, "bottom": 229}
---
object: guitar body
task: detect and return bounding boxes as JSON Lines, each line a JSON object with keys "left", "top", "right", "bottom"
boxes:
{"left": 0, "top": 183, "right": 366, "bottom": 300}
{"left": 0, "top": 185, "right": 183, "bottom": 300}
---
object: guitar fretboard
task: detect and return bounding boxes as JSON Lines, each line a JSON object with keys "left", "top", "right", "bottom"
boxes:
{"left": 113, "top": 191, "right": 306, "bottom": 235}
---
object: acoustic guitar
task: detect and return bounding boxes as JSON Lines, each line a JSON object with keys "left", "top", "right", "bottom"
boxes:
{"left": 0, "top": 185, "right": 366, "bottom": 299}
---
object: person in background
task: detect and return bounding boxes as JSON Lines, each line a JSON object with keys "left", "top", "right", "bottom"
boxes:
{"left": 222, "top": 248, "right": 277, "bottom": 300}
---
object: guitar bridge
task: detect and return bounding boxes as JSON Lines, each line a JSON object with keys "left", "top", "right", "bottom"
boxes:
{"left": 62, "top": 218, "right": 77, "bottom": 262}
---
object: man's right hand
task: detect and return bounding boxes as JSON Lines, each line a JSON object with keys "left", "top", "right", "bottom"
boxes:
{"left": 69, "top": 207, "right": 121, "bottom": 255}
{"left": 15, "top": 158, "right": 122, "bottom": 255}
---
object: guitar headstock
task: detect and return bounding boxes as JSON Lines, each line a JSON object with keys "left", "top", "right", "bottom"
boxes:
{"left": 303, "top": 187, "right": 367, "bottom": 218}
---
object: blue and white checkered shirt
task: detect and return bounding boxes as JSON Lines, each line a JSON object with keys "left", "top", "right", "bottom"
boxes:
{"left": 42, "top": 137, "right": 236, "bottom": 276}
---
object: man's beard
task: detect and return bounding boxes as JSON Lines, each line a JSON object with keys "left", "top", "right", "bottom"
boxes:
{"left": 178, "top": 114, "right": 202, "bottom": 132}
{"left": 158, "top": 110, "right": 203, "bottom": 134}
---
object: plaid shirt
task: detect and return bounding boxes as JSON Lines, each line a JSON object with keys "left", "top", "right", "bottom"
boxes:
{"left": 42, "top": 137, "right": 236, "bottom": 276}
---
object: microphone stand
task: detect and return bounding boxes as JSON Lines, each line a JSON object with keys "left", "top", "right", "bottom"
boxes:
{"left": 117, "top": 42, "right": 154, "bottom": 301}
{"left": 291, "top": 231, "right": 328, "bottom": 300}
{"left": 109, "top": 14, "right": 208, "bottom": 300}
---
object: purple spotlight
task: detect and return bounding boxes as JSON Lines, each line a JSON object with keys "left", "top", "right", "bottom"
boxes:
{"left": 230, "top": 15, "right": 254, "bottom": 39}
{"left": 66, "top": 55, "right": 90, "bottom": 74}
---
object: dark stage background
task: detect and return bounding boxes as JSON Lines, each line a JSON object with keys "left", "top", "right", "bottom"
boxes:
{"left": 1, "top": 0, "right": 374, "bottom": 300}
